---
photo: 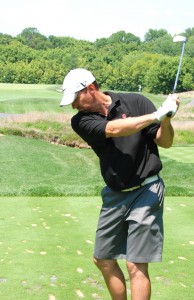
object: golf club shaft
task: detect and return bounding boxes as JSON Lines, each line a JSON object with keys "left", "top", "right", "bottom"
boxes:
{"left": 167, "top": 40, "right": 186, "bottom": 117}
{"left": 172, "top": 41, "right": 186, "bottom": 93}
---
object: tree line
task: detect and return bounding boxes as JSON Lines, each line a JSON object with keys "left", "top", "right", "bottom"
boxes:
{"left": 1, "top": 27, "right": 194, "bottom": 94}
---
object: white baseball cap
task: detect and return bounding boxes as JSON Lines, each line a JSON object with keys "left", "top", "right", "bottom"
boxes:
{"left": 60, "top": 68, "right": 96, "bottom": 106}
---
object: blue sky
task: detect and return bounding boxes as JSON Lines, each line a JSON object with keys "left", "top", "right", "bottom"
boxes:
{"left": 1, "top": 0, "right": 194, "bottom": 41}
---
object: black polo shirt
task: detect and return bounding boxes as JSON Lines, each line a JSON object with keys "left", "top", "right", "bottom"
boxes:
{"left": 71, "top": 92, "right": 162, "bottom": 191}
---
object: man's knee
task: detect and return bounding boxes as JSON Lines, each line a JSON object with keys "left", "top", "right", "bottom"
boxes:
{"left": 93, "top": 257, "right": 117, "bottom": 273}
{"left": 126, "top": 262, "right": 149, "bottom": 278}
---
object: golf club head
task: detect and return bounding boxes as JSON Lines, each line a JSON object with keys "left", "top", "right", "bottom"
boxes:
{"left": 173, "top": 35, "right": 187, "bottom": 43}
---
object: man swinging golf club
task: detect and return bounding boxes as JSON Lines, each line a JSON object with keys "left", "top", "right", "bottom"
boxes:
{"left": 60, "top": 68, "right": 180, "bottom": 300}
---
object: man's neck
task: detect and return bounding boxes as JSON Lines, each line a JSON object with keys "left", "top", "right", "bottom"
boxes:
{"left": 98, "top": 93, "right": 112, "bottom": 116}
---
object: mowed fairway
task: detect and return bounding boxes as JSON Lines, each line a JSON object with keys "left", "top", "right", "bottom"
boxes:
{"left": 0, "top": 196, "right": 193, "bottom": 300}
{"left": 0, "top": 197, "right": 102, "bottom": 300}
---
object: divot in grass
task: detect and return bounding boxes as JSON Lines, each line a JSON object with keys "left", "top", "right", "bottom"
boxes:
{"left": 178, "top": 256, "right": 187, "bottom": 260}
{"left": 48, "top": 294, "right": 56, "bottom": 300}
{"left": 166, "top": 207, "right": 172, "bottom": 211}
{"left": 0, "top": 278, "right": 7, "bottom": 283}
{"left": 77, "top": 268, "right": 83, "bottom": 273}
{"left": 76, "top": 289, "right": 85, "bottom": 298}
{"left": 86, "top": 240, "right": 94, "bottom": 244}
{"left": 50, "top": 275, "right": 58, "bottom": 286}
{"left": 92, "top": 293, "right": 102, "bottom": 299}
{"left": 25, "top": 249, "right": 35, "bottom": 254}
{"left": 169, "top": 260, "right": 174, "bottom": 264}
{"left": 180, "top": 282, "right": 187, "bottom": 288}
{"left": 56, "top": 245, "right": 66, "bottom": 251}
{"left": 42, "top": 221, "right": 50, "bottom": 230}
{"left": 155, "top": 276, "right": 171, "bottom": 286}
{"left": 82, "top": 276, "right": 105, "bottom": 291}
{"left": 21, "top": 280, "right": 27, "bottom": 286}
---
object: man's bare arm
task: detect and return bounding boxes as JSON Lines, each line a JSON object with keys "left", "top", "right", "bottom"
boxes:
{"left": 105, "top": 114, "right": 157, "bottom": 138}
{"left": 154, "top": 118, "right": 174, "bottom": 148}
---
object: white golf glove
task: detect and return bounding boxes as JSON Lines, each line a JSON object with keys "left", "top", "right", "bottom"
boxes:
{"left": 154, "top": 94, "right": 178, "bottom": 122}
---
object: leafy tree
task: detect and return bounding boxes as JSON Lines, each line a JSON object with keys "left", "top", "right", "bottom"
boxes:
{"left": 0, "top": 33, "right": 13, "bottom": 45}
{"left": 184, "top": 36, "right": 194, "bottom": 57}
{"left": 0, "top": 62, "right": 16, "bottom": 83}
{"left": 145, "top": 56, "right": 177, "bottom": 94}
{"left": 48, "top": 35, "right": 77, "bottom": 48}
{"left": 94, "top": 37, "right": 109, "bottom": 48}
{"left": 0, "top": 41, "right": 35, "bottom": 63}
{"left": 108, "top": 30, "right": 141, "bottom": 44}
{"left": 17, "top": 27, "right": 51, "bottom": 50}
{"left": 184, "top": 27, "right": 194, "bottom": 38}
{"left": 182, "top": 73, "right": 194, "bottom": 91}
{"left": 144, "top": 29, "right": 168, "bottom": 42}
{"left": 143, "top": 34, "right": 178, "bottom": 56}
{"left": 0, "top": 27, "right": 194, "bottom": 93}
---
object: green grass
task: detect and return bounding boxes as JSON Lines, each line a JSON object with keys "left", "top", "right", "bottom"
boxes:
{"left": 0, "top": 84, "right": 194, "bottom": 299}
{"left": 0, "top": 135, "right": 194, "bottom": 197}
{"left": 0, "top": 83, "right": 73, "bottom": 113}
{"left": 150, "top": 196, "right": 194, "bottom": 300}
{"left": 0, "top": 135, "right": 103, "bottom": 197}
{"left": 0, "top": 196, "right": 193, "bottom": 300}
{"left": 174, "top": 130, "right": 194, "bottom": 145}
{"left": 0, "top": 83, "right": 62, "bottom": 101}
{"left": 1, "top": 83, "right": 193, "bottom": 146}
{"left": 0, "top": 83, "right": 175, "bottom": 113}
{"left": 0, "top": 197, "right": 102, "bottom": 300}
{"left": 159, "top": 146, "right": 194, "bottom": 163}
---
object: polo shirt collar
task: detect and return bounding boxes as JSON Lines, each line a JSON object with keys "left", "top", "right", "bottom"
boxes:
{"left": 104, "top": 91, "right": 121, "bottom": 113}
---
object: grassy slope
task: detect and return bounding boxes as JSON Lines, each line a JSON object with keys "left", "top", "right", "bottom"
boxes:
{"left": 0, "top": 135, "right": 103, "bottom": 196}
{"left": 0, "top": 135, "right": 194, "bottom": 196}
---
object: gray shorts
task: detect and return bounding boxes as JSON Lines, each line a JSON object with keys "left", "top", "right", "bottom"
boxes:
{"left": 94, "top": 178, "right": 165, "bottom": 263}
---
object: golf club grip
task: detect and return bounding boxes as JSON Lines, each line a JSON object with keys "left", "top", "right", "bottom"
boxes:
{"left": 167, "top": 111, "right": 173, "bottom": 117}
{"left": 167, "top": 89, "right": 176, "bottom": 117}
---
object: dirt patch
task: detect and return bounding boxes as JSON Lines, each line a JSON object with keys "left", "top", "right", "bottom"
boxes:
{"left": 172, "top": 120, "right": 194, "bottom": 130}
{"left": 178, "top": 91, "right": 194, "bottom": 100}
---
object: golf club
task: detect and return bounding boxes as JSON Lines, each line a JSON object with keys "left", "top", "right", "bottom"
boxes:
{"left": 167, "top": 35, "right": 187, "bottom": 117}
{"left": 172, "top": 35, "right": 187, "bottom": 93}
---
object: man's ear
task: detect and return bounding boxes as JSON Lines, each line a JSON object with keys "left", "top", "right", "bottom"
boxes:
{"left": 87, "top": 83, "right": 95, "bottom": 96}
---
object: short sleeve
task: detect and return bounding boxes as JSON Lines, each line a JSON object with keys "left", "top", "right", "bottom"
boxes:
{"left": 71, "top": 113, "right": 108, "bottom": 146}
